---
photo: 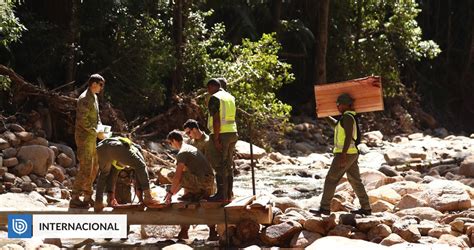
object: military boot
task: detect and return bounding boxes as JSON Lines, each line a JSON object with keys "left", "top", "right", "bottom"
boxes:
{"left": 207, "top": 174, "right": 229, "bottom": 202}
{"left": 69, "top": 194, "right": 88, "bottom": 209}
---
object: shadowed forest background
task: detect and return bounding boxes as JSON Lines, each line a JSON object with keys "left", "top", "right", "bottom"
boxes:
{"left": 0, "top": 0, "right": 473, "bottom": 148}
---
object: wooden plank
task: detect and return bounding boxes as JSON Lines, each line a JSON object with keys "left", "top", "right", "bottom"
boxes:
{"left": 0, "top": 206, "right": 272, "bottom": 225}
{"left": 249, "top": 196, "right": 271, "bottom": 209}
{"left": 200, "top": 201, "right": 225, "bottom": 209}
{"left": 314, "top": 76, "right": 384, "bottom": 118}
{"left": 224, "top": 195, "right": 255, "bottom": 210}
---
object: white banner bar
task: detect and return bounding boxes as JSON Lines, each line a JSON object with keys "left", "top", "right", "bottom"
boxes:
{"left": 32, "top": 214, "right": 127, "bottom": 238}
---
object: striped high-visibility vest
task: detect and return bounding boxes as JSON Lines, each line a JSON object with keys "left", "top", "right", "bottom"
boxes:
{"left": 333, "top": 111, "right": 358, "bottom": 154}
{"left": 208, "top": 90, "right": 237, "bottom": 134}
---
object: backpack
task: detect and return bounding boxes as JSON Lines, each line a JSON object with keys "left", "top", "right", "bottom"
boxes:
{"left": 340, "top": 112, "right": 361, "bottom": 146}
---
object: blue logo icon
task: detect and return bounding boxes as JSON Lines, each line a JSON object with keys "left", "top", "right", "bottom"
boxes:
{"left": 8, "top": 214, "right": 32, "bottom": 238}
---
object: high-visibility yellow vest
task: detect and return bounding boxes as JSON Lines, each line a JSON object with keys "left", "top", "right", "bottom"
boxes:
{"left": 208, "top": 90, "right": 237, "bottom": 134}
{"left": 333, "top": 111, "right": 358, "bottom": 154}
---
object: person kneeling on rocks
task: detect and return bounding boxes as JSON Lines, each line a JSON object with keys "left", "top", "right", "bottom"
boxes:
{"left": 164, "top": 130, "right": 218, "bottom": 240}
{"left": 93, "top": 137, "right": 163, "bottom": 212}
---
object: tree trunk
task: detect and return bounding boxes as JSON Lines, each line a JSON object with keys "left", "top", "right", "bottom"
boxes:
{"left": 172, "top": 0, "right": 184, "bottom": 95}
{"left": 314, "top": 0, "right": 329, "bottom": 84}
{"left": 65, "top": 0, "right": 81, "bottom": 88}
{"left": 272, "top": 0, "right": 282, "bottom": 33}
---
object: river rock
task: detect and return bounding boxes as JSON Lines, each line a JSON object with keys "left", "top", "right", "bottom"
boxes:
{"left": 395, "top": 207, "right": 443, "bottom": 221}
{"left": 308, "top": 236, "right": 386, "bottom": 249}
{"left": 368, "top": 186, "right": 401, "bottom": 204}
{"left": 289, "top": 230, "right": 322, "bottom": 248}
{"left": 15, "top": 131, "right": 34, "bottom": 142}
{"left": 17, "top": 145, "right": 54, "bottom": 176}
{"left": 260, "top": 221, "right": 302, "bottom": 246}
{"left": 367, "top": 224, "right": 391, "bottom": 241}
{"left": 2, "top": 147, "right": 17, "bottom": 158}
{"left": 235, "top": 140, "right": 266, "bottom": 159}
{"left": 420, "top": 180, "right": 471, "bottom": 212}
{"left": 437, "top": 234, "right": 469, "bottom": 248}
{"left": 380, "top": 233, "right": 406, "bottom": 246}
{"left": 3, "top": 157, "right": 18, "bottom": 167}
{"left": 459, "top": 155, "right": 474, "bottom": 177}
{"left": 395, "top": 194, "right": 428, "bottom": 211}
{"left": 0, "top": 138, "right": 10, "bottom": 150}
{"left": 56, "top": 153, "right": 73, "bottom": 168}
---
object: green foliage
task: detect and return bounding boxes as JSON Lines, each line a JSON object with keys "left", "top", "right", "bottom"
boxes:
{"left": 205, "top": 33, "right": 294, "bottom": 147}
{"left": 329, "top": 0, "right": 440, "bottom": 97}
{"left": 0, "top": 0, "right": 25, "bottom": 49}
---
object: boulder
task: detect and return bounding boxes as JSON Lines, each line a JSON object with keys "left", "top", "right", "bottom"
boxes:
{"left": 378, "top": 165, "right": 399, "bottom": 177}
{"left": 327, "top": 224, "right": 355, "bottom": 238}
{"left": 459, "top": 155, "right": 474, "bottom": 177}
{"left": 23, "top": 137, "right": 48, "bottom": 147}
{"left": 308, "top": 236, "right": 388, "bottom": 249}
{"left": 293, "top": 142, "right": 313, "bottom": 154}
{"left": 368, "top": 186, "right": 401, "bottom": 204}
{"left": 380, "top": 233, "right": 406, "bottom": 246}
{"left": 235, "top": 140, "right": 266, "bottom": 159}
{"left": 4, "top": 172, "right": 16, "bottom": 182}
{"left": 17, "top": 145, "right": 54, "bottom": 176}
{"left": 362, "top": 131, "right": 383, "bottom": 146}
{"left": 367, "top": 224, "right": 391, "bottom": 241}
{"left": 48, "top": 165, "right": 65, "bottom": 182}
{"left": 385, "top": 181, "right": 424, "bottom": 196}
{"left": 272, "top": 197, "right": 301, "bottom": 212}
{"left": 0, "top": 138, "right": 10, "bottom": 150}
{"left": 260, "top": 221, "right": 302, "bottom": 246}
{"left": 384, "top": 149, "right": 410, "bottom": 165}
{"left": 49, "top": 143, "right": 76, "bottom": 168}
{"left": 2, "top": 147, "right": 17, "bottom": 158}
{"left": 14, "top": 131, "right": 34, "bottom": 142}
{"left": 2, "top": 131, "right": 20, "bottom": 147}
{"left": 56, "top": 153, "right": 73, "bottom": 168}
{"left": 304, "top": 214, "right": 337, "bottom": 235}
{"left": 421, "top": 180, "right": 471, "bottom": 212}
{"left": 0, "top": 193, "right": 47, "bottom": 209}
{"left": 392, "top": 220, "right": 421, "bottom": 243}
{"left": 395, "top": 194, "right": 428, "bottom": 211}
{"left": 274, "top": 210, "right": 306, "bottom": 225}
{"left": 437, "top": 234, "right": 469, "bottom": 248}
{"left": 395, "top": 207, "right": 443, "bottom": 221}
{"left": 355, "top": 213, "right": 399, "bottom": 232}
{"left": 11, "top": 160, "right": 34, "bottom": 176}
{"left": 3, "top": 157, "right": 18, "bottom": 168}
{"left": 428, "top": 226, "right": 451, "bottom": 238}
{"left": 371, "top": 200, "right": 394, "bottom": 213}
{"left": 289, "top": 230, "right": 322, "bottom": 248}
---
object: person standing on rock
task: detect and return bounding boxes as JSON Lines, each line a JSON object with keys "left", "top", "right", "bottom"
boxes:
{"left": 93, "top": 137, "right": 163, "bottom": 212}
{"left": 206, "top": 78, "right": 238, "bottom": 202}
{"left": 164, "top": 130, "right": 218, "bottom": 240}
{"left": 318, "top": 93, "right": 371, "bottom": 215}
{"left": 70, "top": 74, "right": 106, "bottom": 208}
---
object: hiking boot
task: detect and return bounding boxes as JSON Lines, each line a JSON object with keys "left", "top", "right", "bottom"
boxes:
{"left": 208, "top": 225, "right": 219, "bottom": 241}
{"left": 177, "top": 225, "right": 189, "bottom": 239}
{"left": 69, "top": 197, "right": 89, "bottom": 209}
{"left": 94, "top": 201, "right": 105, "bottom": 212}
{"left": 351, "top": 208, "right": 372, "bottom": 216}
{"left": 83, "top": 195, "right": 95, "bottom": 208}
{"left": 309, "top": 208, "right": 330, "bottom": 216}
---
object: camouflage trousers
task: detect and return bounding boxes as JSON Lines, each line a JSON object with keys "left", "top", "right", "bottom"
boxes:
{"left": 320, "top": 153, "right": 371, "bottom": 211}
{"left": 72, "top": 136, "right": 99, "bottom": 196}
{"left": 181, "top": 172, "right": 215, "bottom": 200}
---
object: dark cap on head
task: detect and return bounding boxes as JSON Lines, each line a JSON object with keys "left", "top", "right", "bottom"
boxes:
{"left": 336, "top": 93, "right": 354, "bottom": 105}
{"left": 207, "top": 78, "right": 221, "bottom": 88}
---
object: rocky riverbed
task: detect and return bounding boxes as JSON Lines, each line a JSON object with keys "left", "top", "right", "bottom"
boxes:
{"left": 1, "top": 117, "right": 474, "bottom": 249}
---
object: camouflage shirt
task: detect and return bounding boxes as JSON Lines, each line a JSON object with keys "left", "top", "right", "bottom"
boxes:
{"left": 187, "top": 132, "right": 209, "bottom": 155}
{"left": 75, "top": 88, "right": 100, "bottom": 140}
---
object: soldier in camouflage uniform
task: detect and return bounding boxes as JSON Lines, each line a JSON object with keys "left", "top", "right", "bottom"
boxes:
{"left": 164, "top": 131, "right": 217, "bottom": 240}
{"left": 183, "top": 119, "right": 209, "bottom": 155}
{"left": 93, "top": 137, "right": 163, "bottom": 212}
{"left": 70, "top": 74, "right": 106, "bottom": 209}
